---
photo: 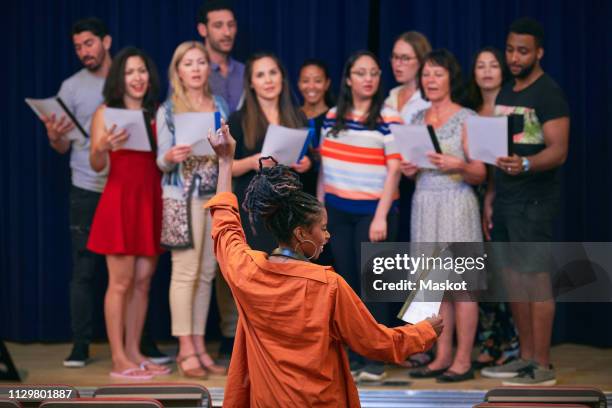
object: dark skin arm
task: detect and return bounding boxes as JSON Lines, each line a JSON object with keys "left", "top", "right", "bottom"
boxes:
{"left": 496, "top": 117, "right": 569, "bottom": 175}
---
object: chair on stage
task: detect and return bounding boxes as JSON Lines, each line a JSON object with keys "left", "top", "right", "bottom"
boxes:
{"left": 479, "top": 386, "right": 607, "bottom": 408}
{"left": 0, "top": 399, "right": 23, "bottom": 408}
{"left": 474, "top": 403, "right": 592, "bottom": 407}
{"left": 39, "top": 398, "right": 162, "bottom": 408}
{"left": 93, "top": 383, "right": 212, "bottom": 408}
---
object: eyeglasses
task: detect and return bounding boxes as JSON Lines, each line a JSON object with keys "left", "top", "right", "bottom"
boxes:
{"left": 390, "top": 54, "right": 418, "bottom": 64}
{"left": 350, "top": 69, "right": 381, "bottom": 78}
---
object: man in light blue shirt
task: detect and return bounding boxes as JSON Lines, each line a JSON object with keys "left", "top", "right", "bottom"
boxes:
{"left": 196, "top": 0, "right": 243, "bottom": 362}
{"left": 197, "top": 0, "right": 244, "bottom": 113}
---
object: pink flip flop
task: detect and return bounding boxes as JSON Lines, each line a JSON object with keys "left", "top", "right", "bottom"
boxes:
{"left": 140, "top": 359, "right": 171, "bottom": 376}
{"left": 110, "top": 368, "right": 154, "bottom": 380}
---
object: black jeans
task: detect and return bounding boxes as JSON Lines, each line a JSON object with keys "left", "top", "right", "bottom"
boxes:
{"left": 326, "top": 205, "right": 399, "bottom": 366}
{"left": 69, "top": 185, "right": 106, "bottom": 345}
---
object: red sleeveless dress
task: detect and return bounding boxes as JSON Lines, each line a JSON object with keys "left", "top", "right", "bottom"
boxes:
{"left": 87, "top": 143, "right": 163, "bottom": 256}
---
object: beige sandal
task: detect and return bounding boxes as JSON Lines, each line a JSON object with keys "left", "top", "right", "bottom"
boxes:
{"left": 177, "top": 354, "right": 208, "bottom": 379}
{"left": 198, "top": 352, "right": 227, "bottom": 375}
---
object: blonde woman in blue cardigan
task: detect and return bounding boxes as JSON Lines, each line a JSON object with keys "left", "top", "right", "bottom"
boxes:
{"left": 156, "top": 41, "right": 229, "bottom": 379}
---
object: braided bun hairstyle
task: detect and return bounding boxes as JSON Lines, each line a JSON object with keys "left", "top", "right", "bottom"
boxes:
{"left": 243, "top": 157, "right": 324, "bottom": 243}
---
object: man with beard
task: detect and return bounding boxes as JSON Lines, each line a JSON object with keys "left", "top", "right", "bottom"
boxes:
{"left": 44, "top": 17, "right": 112, "bottom": 368}
{"left": 197, "top": 0, "right": 244, "bottom": 113}
{"left": 196, "top": 0, "right": 242, "bottom": 364}
{"left": 481, "top": 17, "right": 570, "bottom": 385}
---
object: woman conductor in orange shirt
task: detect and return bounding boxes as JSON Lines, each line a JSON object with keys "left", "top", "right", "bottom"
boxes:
{"left": 204, "top": 123, "right": 443, "bottom": 407}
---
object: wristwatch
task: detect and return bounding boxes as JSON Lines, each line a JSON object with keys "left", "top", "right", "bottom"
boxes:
{"left": 521, "top": 156, "right": 530, "bottom": 172}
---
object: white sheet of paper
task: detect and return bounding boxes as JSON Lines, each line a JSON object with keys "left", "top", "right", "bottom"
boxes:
{"left": 174, "top": 112, "right": 216, "bottom": 156}
{"left": 399, "top": 301, "right": 441, "bottom": 325}
{"left": 25, "top": 97, "right": 87, "bottom": 143}
{"left": 103, "top": 107, "right": 151, "bottom": 152}
{"left": 389, "top": 124, "right": 437, "bottom": 169}
{"left": 465, "top": 116, "right": 508, "bottom": 165}
{"left": 260, "top": 124, "right": 309, "bottom": 165}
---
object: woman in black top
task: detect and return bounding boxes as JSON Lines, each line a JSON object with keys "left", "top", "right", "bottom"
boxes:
{"left": 228, "top": 52, "right": 309, "bottom": 252}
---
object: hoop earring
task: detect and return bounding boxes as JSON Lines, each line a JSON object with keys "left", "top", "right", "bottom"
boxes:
{"left": 295, "top": 239, "right": 318, "bottom": 260}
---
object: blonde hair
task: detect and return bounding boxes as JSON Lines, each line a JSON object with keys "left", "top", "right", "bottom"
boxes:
{"left": 168, "top": 41, "right": 212, "bottom": 113}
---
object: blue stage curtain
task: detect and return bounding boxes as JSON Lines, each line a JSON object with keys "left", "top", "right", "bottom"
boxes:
{"left": 0, "top": 0, "right": 369, "bottom": 341}
{"left": 2, "top": 0, "right": 610, "bottom": 346}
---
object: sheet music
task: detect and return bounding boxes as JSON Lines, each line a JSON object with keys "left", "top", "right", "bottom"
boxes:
{"left": 25, "top": 97, "right": 87, "bottom": 143}
{"left": 389, "top": 124, "right": 438, "bottom": 169}
{"left": 260, "top": 124, "right": 310, "bottom": 165}
{"left": 103, "top": 107, "right": 151, "bottom": 152}
{"left": 465, "top": 116, "right": 509, "bottom": 165}
{"left": 174, "top": 112, "right": 217, "bottom": 156}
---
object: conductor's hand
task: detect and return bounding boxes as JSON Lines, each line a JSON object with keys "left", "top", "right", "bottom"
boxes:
{"left": 207, "top": 120, "right": 235, "bottom": 162}
{"left": 424, "top": 315, "right": 444, "bottom": 337}
{"left": 42, "top": 113, "right": 75, "bottom": 142}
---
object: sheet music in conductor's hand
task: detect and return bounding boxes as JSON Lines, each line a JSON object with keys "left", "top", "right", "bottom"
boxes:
{"left": 398, "top": 300, "right": 441, "bottom": 325}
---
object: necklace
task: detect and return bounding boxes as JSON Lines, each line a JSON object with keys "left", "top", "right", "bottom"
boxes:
{"left": 428, "top": 104, "right": 457, "bottom": 127}
{"left": 270, "top": 247, "right": 310, "bottom": 263}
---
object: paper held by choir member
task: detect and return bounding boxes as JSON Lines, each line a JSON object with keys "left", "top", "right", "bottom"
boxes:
{"left": 174, "top": 112, "right": 218, "bottom": 156}
{"left": 103, "top": 107, "right": 151, "bottom": 152}
{"left": 465, "top": 116, "right": 509, "bottom": 165}
{"left": 389, "top": 124, "right": 438, "bottom": 169}
{"left": 260, "top": 124, "right": 310, "bottom": 165}
{"left": 25, "top": 97, "right": 88, "bottom": 143}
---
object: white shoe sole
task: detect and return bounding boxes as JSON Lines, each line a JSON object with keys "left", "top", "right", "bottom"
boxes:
{"left": 502, "top": 378, "right": 557, "bottom": 386}
{"left": 357, "top": 371, "right": 388, "bottom": 382}
{"left": 480, "top": 370, "right": 520, "bottom": 379}
{"left": 147, "top": 356, "right": 172, "bottom": 365}
{"left": 63, "top": 360, "right": 86, "bottom": 368}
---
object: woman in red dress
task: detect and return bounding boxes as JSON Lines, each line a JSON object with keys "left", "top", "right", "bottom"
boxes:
{"left": 88, "top": 47, "right": 166, "bottom": 380}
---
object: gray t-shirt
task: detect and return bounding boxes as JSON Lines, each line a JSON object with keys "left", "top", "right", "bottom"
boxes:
{"left": 57, "top": 68, "right": 107, "bottom": 192}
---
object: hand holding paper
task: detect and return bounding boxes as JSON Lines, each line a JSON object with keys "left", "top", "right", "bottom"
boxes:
{"left": 25, "top": 97, "right": 87, "bottom": 143}
{"left": 390, "top": 124, "right": 441, "bottom": 169}
{"left": 425, "top": 315, "right": 444, "bottom": 336}
{"left": 465, "top": 116, "right": 511, "bottom": 165}
{"left": 103, "top": 107, "right": 152, "bottom": 152}
{"left": 41, "top": 113, "right": 75, "bottom": 142}
{"left": 164, "top": 145, "right": 192, "bottom": 164}
{"left": 174, "top": 112, "right": 220, "bottom": 156}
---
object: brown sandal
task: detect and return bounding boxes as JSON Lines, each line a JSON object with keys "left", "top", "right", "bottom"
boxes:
{"left": 198, "top": 352, "right": 227, "bottom": 375}
{"left": 177, "top": 354, "right": 208, "bottom": 379}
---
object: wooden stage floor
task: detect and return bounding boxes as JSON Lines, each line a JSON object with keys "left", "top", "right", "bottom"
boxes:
{"left": 4, "top": 342, "right": 611, "bottom": 391}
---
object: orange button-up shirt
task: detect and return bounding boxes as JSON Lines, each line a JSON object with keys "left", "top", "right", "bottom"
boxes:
{"left": 205, "top": 192, "right": 437, "bottom": 407}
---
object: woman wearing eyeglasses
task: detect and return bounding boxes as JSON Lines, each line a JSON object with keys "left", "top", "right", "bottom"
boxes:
{"left": 386, "top": 31, "right": 434, "bottom": 370}
{"left": 318, "top": 50, "right": 402, "bottom": 382}
{"left": 385, "top": 31, "right": 432, "bottom": 125}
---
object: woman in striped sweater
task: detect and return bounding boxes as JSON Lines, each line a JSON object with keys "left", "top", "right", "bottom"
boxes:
{"left": 318, "top": 50, "right": 402, "bottom": 382}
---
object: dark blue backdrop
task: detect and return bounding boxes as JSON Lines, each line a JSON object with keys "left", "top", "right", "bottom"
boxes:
{"left": 2, "top": 0, "right": 611, "bottom": 345}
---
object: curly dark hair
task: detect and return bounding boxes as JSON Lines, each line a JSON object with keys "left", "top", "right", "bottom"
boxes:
{"left": 103, "top": 46, "right": 159, "bottom": 114}
{"left": 242, "top": 157, "right": 324, "bottom": 243}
